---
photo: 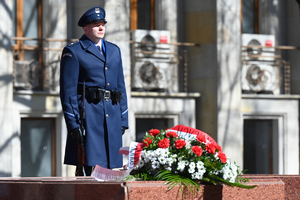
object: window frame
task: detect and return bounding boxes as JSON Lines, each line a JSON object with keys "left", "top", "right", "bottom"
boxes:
{"left": 130, "top": 0, "right": 155, "bottom": 30}
{"left": 241, "top": 0, "right": 259, "bottom": 34}
{"left": 13, "top": 0, "right": 44, "bottom": 90}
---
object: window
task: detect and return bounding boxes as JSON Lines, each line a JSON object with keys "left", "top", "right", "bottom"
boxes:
{"left": 243, "top": 119, "right": 278, "bottom": 174}
{"left": 13, "top": 0, "right": 44, "bottom": 90}
{"left": 21, "top": 118, "right": 56, "bottom": 177}
{"left": 13, "top": 0, "right": 42, "bottom": 60}
{"left": 130, "top": 0, "right": 155, "bottom": 30}
{"left": 241, "top": 0, "right": 259, "bottom": 33}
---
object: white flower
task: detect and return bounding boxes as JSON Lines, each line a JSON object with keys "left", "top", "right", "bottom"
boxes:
{"left": 214, "top": 152, "right": 219, "bottom": 159}
{"left": 171, "top": 154, "right": 178, "bottom": 159}
{"left": 177, "top": 161, "right": 186, "bottom": 172}
{"left": 137, "top": 159, "right": 145, "bottom": 167}
{"left": 143, "top": 150, "right": 154, "bottom": 160}
{"left": 161, "top": 149, "right": 170, "bottom": 157}
{"left": 142, "top": 151, "right": 151, "bottom": 163}
{"left": 151, "top": 161, "right": 160, "bottom": 169}
{"left": 165, "top": 166, "right": 172, "bottom": 171}
{"left": 187, "top": 149, "right": 194, "bottom": 155}
{"left": 191, "top": 173, "right": 197, "bottom": 179}
{"left": 185, "top": 138, "right": 192, "bottom": 149}
{"left": 155, "top": 148, "right": 164, "bottom": 156}
{"left": 196, "top": 161, "right": 206, "bottom": 174}
{"left": 210, "top": 170, "right": 220, "bottom": 176}
{"left": 229, "top": 177, "right": 235, "bottom": 183}
{"left": 196, "top": 161, "right": 204, "bottom": 169}
{"left": 188, "top": 162, "right": 196, "bottom": 174}
{"left": 184, "top": 160, "right": 189, "bottom": 166}
{"left": 231, "top": 163, "right": 238, "bottom": 172}
{"left": 189, "top": 162, "right": 196, "bottom": 169}
{"left": 148, "top": 150, "right": 156, "bottom": 159}
{"left": 192, "top": 172, "right": 204, "bottom": 180}
{"left": 151, "top": 157, "right": 158, "bottom": 162}
{"left": 158, "top": 156, "right": 167, "bottom": 164}
{"left": 166, "top": 157, "right": 174, "bottom": 166}
{"left": 188, "top": 167, "right": 195, "bottom": 174}
{"left": 143, "top": 156, "right": 151, "bottom": 163}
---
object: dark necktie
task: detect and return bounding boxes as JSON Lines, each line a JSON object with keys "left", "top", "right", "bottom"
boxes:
{"left": 96, "top": 46, "right": 103, "bottom": 55}
{"left": 96, "top": 46, "right": 105, "bottom": 56}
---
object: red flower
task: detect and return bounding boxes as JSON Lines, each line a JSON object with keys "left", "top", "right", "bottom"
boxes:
{"left": 158, "top": 138, "right": 170, "bottom": 149}
{"left": 166, "top": 131, "right": 178, "bottom": 138}
{"left": 205, "top": 142, "right": 216, "bottom": 154}
{"left": 218, "top": 151, "right": 227, "bottom": 163}
{"left": 143, "top": 137, "right": 153, "bottom": 147}
{"left": 216, "top": 144, "right": 222, "bottom": 152}
{"left": 196, "top": 134, "right": 207, "bottom": 143}
{"left": 192, "top": 146, "right": 203, "bottom": 157}
{"left": 175, "top": 139, "right": 186, "bottom": 149}
{"left": 149, "top": 129, "right": 161, "bottom": 136}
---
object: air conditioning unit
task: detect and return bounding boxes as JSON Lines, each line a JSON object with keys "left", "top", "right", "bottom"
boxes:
{"left": 242, "top": 34, "right": 275, "bottom": 62}
{"left": 131, "top": 30, "right": 178, "bottom": 92}
{"left": 241, "top": 63, "right": 281, "bottom": 94}
{"left": 13, "top": 60, "right": 39, "bottom": 90}
{"left": 131, "top": 30, "right": 171, "bottom": 61}
{"left": 132, "top": 61, "right": 175, "bottom": 91}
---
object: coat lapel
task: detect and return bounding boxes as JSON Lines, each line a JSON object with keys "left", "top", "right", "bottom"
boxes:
{"left": 103, "top": 40, "right": 113, "bottom": 66}
{"left": 79, "top": 35, "right": 106, "bottom": 62}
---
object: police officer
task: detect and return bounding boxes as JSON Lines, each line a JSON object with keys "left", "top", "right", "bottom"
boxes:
{"left": 60, "top": 6, "right": 128, "bottom": 175}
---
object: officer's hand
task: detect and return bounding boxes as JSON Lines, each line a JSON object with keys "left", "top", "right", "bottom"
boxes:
{"left": 70, "top": 127, "right": 85, "bottom": 144}
{"left": 122, "top": 127, "right": 126, "bottom": 135}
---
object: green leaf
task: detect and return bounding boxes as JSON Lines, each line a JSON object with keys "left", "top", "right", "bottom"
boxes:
{"left": 207, "top": 175, "right": 257, "bottom": 189}
{"left": 154, "top": 170, "right": 200, "bottom": 199}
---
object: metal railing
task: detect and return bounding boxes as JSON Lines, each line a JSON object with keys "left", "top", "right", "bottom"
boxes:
{"left": 130, "top": 40, "right": 199, "bottom": 93}
{"left": 12, "top": 37, "right": 76, "bottom": 92}
{"left": 12, "top": 37, "right": 199, "bottom": 93}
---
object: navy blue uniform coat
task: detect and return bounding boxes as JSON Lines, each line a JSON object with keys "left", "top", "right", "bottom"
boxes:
{"left": 60, "top": 35, "right": 128, "bottom": 169}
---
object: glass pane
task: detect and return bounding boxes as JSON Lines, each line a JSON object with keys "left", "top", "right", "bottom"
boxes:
{"left": 242, "top": 0, "right": 255, "bottom": 33}
{"left": 23, "top": 0, "right": 38, "bottom": 45}
{"left": 21, "top": 119, "right": 54, "bottom": 177}
{"left": 243, "top": 119, "right": 273, "bottom": 174}
{"left": 13, "top": 0, "right": 16, "bottom": 41}
{"left": 136, "top": 118, "right": 168, "bottom": 142}
{"left": 137, "top": 0, "right": 152, "bottom": 30}
{"left": 24, "top": 49, "right": 39, "bottom": 61}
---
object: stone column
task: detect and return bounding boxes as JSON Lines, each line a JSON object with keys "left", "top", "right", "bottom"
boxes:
{"left": 216, "top": 0, "right": 242, "bottom": 166}
{"left": 0, "top": 0, "right": 21, "bottom": 177}
{"left": 182, "top": 0, "right": 242, "bottom": 166}
{"left": 183, "top": 0, "right": 218, "bottom": 140}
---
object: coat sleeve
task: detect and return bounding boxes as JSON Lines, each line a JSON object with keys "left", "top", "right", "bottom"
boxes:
{"left": 117, "top": 48, "right": 129, "bottom": 129}
{"left": 60, "top": 46, "right": 81, "bottom": 132}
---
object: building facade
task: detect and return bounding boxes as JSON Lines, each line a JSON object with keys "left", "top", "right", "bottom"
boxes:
{"left": 0, "top": 0, "right": 299, "bottom": 177}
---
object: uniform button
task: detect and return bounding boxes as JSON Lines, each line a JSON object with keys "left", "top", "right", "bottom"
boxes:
{"left": 106, "top": 114, "right": 109, "bottom": 117}
{"left": 107, "top": 83, "right": 110, "bottom": 86}
{"left": 105, "top": 67, "right": 108, "bottom": 70}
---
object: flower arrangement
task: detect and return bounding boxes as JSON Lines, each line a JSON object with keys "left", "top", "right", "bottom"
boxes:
{"left": 126, "top": 125, "right": 256, "bottom": 195}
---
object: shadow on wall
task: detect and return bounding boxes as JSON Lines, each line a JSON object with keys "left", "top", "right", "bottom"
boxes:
{"left": 0, "top": 132, "right": 19, "bottom": 177}
{"left": 0, "top": 0, "right": 13, "bottom": 49}
{"left": 0, "top": 132, "right": 19, "bottom": 153}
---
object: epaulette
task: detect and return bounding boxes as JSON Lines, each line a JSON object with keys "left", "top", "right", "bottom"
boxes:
{"left": 67, "top": 40, "right": 79, "bottom": 47}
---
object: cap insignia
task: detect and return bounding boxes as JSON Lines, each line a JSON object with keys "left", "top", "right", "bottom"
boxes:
{"left": 95, "top": 8, "right": 100, "bottom": 13}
